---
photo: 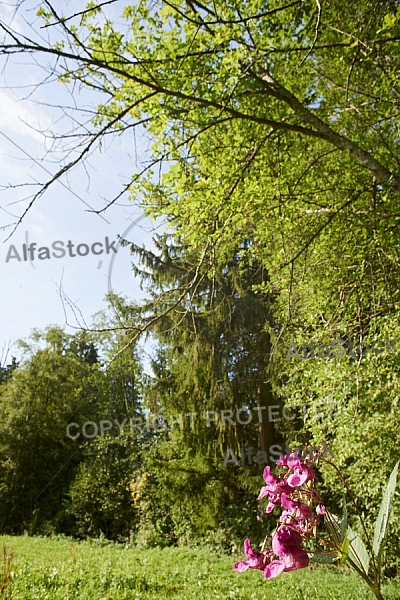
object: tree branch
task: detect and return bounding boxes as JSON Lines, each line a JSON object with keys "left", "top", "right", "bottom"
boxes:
{"left": 254, "top": 70, "right": 400, "bottom": 190}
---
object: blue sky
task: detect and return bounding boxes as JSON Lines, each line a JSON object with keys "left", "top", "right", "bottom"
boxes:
{"left": 0, "top": 0, "right": 165, "bottom": 371}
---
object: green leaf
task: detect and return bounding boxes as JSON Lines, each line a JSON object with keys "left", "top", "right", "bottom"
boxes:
{"left": 309, "top": 552, "right": 339, "bottom": 564}
{"left": 340, "top": 496, "right": 347, "bottom": 544}
{"left": 383, "top": 14, "right": 397, "bottom": 30}
{"left": 347, "top": 527, "right": 370, "bottom": 574}
{"left": 340, "top": 536, "right": 350, "bottom": 565}
{"left": 324, "top": 512, "right": 342, "bottom": 546}
{"left": 373, "top": 461, "right": 399, "bottom": 561}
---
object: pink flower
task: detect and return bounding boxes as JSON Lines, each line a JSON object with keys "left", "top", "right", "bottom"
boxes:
{"left": 258, "top": 466, "right": 292, "bottom": 513}
{"left": 287, "top": 463, "right": 315, "bottom": 487}
{"left": 233, "top": 539, "right": 270, "bottom": 573}
{"left": 262, "top": 465, "right": 276, "bottom": 484}
{"left": 277, "top": 452, "right": 299, "bottom": 467}
{"left": 263, "top": 559, "right": 286, "bottom": 579}
{"left": 289, "top": 516, "right": 318, "bottom": 533}
{"left": 272, "top": 526, "right": 302, "bottom": 555}
{"left": 279, "top": 509, "right": 295, "bottom": 523}
{"left": 258, "top": 467, "right": 291, "bottom": 500}
{"left": 263, "top": 536, "right": 309, "bottom": 579}
{"left": 281, "top": 546, "right": 310, "bottom": 571}
{"left": 281, "top": 493, "right": 313, "bottom": 520}
{"left": 234, "top": 451, "right": 324, "bottom": 583}
{"left": 266, "top": 495, "right": 281, "bottom": 514}
{"left": 276, "top": 452, "right": 315, "bottom": 486}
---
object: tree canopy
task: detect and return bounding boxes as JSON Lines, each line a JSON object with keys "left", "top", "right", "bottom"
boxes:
{"left": 1, "top": 0, "right": 399, "bottom": 337}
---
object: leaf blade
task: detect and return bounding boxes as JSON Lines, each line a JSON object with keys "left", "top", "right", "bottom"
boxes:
{"left": 340, "top": 495, "right": 347, "bottom": 544}
{"left": 340, "top": 536, "right": 350, "bottom": 565}
{"left": 347, "top": 526, "right": 370, "bottom": 574}
{"left": 309, "top": 552, "right": 339, "bottom": 564}
{"left": 373, "top": 461, "right": 399, "bottom": 560}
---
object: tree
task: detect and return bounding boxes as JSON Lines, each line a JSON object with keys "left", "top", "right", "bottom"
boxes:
{"left": 126, "top": 233, "right": 279, "bottom": 451}
{"left": 0, "top": 325, "right": 144, "bottom": 538}
{"left": 1, "top": 1, "right": 399, "bottom": 235}
{"left": 113, "top": 231, "right": 293, "bottom": 546}
{"left": 66, "top": 317, "right": 146, "bottom": 539}
{"left": 0, "top": 328, "right": 103, "bottom": 531}
{"left": 0, "top": 356, "right": 18, "bottom": 385}
{"left": 1, "top": 0, "right": 399, "bottom": 357}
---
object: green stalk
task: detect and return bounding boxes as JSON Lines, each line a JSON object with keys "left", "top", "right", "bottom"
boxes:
{"left": 321, "top": 458, "right": 379, "bottom": 582}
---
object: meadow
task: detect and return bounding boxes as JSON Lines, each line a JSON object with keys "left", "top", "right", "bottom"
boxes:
{"left": 1, "top": 535, "right": 400, "bottom": 600}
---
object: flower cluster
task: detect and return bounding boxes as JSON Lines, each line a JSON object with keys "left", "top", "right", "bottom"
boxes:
{"left": 233, "top": 451, "right": 327, "bottom": 580}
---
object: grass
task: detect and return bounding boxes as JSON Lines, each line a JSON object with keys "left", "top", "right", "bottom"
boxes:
{"left": 0, "top": 535, "right": 399, "bottom": 599}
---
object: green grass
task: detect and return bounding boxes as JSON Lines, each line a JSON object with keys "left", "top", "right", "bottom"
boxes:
{"left": 1, "top": 535, "right": 399, "bottom": 599}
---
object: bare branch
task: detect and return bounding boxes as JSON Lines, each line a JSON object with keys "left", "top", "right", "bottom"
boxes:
{"left": 166, "top": 0, "right": 303, "bottom": 27}
{"left": 299, "top": 0, "right": 321, "bottom": 66}
{"left": 41, "top": 0, "right": 119, "bottom": 29}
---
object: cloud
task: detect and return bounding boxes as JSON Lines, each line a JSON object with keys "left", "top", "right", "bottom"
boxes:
{"left": 0, "top": 91, "right": 50, "bottom": 143}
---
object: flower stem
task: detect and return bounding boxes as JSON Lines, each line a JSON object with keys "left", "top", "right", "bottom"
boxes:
{"left": 346, "top": 557, "right": 384, "bottom": 600}
{"left": 321, "top": 458, "right": 378, "bottom": 580}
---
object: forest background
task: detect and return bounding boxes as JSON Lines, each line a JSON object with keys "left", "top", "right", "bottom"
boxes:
{"left": 0, "top": 0, "right": 399, "bottom": 578}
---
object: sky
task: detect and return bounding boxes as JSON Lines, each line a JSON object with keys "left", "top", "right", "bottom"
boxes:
{"left": 0, "top": 0, "right": 164, "bottom": 372}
